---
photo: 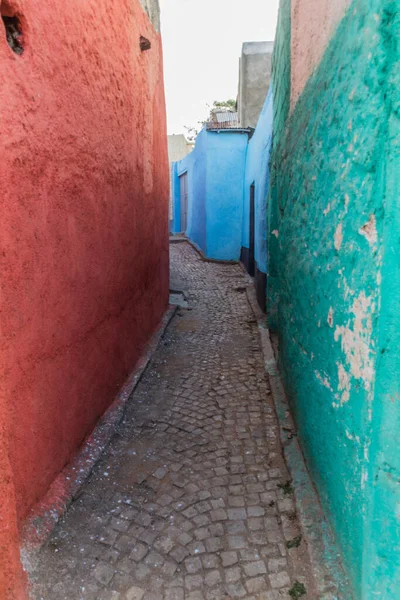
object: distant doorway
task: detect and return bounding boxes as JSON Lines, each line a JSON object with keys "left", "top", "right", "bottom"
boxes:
{"left": 248, "top": 183, "right": 255, "bottom": 276}
{"left": 179, "top": 172, "right": 188, "bottom": 233}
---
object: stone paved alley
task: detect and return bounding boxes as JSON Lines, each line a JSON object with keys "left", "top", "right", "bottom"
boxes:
{"left": 32, "top": 242, "right": 314, "bottom": 600}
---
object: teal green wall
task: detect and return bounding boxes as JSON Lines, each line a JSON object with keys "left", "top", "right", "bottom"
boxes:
{"left": 270, "top": 0, "right": 291, "bottom": 145}
{"left": 267, "top": 0, "right": 291, "bottom": 330}
{"left": 365, "top": 4, "right": 400, "bottom": 595}
{"left": 269, "top": 0, "right": 400, "bottom": 596}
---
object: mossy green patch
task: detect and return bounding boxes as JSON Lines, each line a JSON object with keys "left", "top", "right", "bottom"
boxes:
{"left": 286, "top": 535, "right": 302, "bottom": 549}
{"left": 278, "top": 480, "right": 293, "bottom": 495}
{"left": 289, "top": 582, "right": 306, "bottom": 598}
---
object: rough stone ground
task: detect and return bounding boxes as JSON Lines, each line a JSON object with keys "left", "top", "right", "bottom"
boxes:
{"left": 31, "top": 242, "right": 314, "bottom": 600}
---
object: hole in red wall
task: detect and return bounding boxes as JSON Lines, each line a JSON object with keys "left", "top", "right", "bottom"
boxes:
{"left": 1, "top": 4, "right": 24, "bottom": 55}
{"left": 140, "top": 35, "right": 151, "bottom": 51}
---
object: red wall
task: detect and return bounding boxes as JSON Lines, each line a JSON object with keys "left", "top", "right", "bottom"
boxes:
{"left": 0, "top": 0, "right": 169, "bottom": 595}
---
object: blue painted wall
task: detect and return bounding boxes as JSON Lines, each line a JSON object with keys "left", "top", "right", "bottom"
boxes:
{"left": 170, "top": 162, "right": 181, "bottom": 234}
{"left": 242, "top": 88, "right": 274, "bottom": 276}
{"left": 172, "top": 126, "right": 249, "bottom": 261}
{"left": 171, "top": 127, "right": 207, "bottom": 257}
{"left": 206, "top": 131, "right": 248, "bottom": 261}
{"left": 184, "top": 128, "right": 207, "bottom": 254}
{"left": 171, "top": 110, "right": 273, "bottom": 270}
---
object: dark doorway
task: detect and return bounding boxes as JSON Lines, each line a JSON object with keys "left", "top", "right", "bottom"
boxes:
{"left": 179, "top": 172, "right": 188, "bottom": 233}
{"left": 248, "top": 183, "right": 255, "bottom": 276}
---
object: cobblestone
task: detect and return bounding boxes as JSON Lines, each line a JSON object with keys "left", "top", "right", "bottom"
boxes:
{"left": 31, "top": 243, "right": 314, "bottom": 599}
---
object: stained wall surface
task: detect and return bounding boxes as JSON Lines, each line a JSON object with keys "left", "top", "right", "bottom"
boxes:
{"left": 269, "top": 0, "right": 400, "bottom": 595}
{"left": 238, "top": 41, "right": 274, "bottom": 128}
{"left": 0, "top": 0, "right": 169, "bottom": 595}
{"left": 290, "top": 0, "right": 351, "bottom": 107}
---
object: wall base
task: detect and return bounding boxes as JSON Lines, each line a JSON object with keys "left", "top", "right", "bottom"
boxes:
{"left": 185, "top": 238, "right": 239, "bottom": 265}
{"left": 246, "top": 286, "right": 353, "bottom": 599}
{"left": 255, "top": 266, "right": 267, "bottom": 314}
{"left": 240, "top": 247, "right": 266, "bottom": 314}
{"left": 240, "top": 246, "right": 251, "bottom": 274}
{"left": 20, "top": 306, "right": 177, "bottom": 576}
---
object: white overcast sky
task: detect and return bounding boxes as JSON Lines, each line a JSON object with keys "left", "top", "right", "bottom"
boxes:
{"left": 159, "top": 0, "right": 279, "bottom": 135}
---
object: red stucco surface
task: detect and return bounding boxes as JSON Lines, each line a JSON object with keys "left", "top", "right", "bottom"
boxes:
{"left": 0, "top": 0, "right": 169, "bottom": 596}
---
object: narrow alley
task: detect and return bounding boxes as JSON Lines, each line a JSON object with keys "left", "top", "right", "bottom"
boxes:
{"left": 31, "top": 242, "right": 313, "bottom": 600}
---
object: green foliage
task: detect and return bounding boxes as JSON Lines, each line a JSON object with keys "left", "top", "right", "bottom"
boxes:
{"left": 184, "top": 100, "right": 237, "bottom": 141}
{"left": 278, "top": 480, "right": 293, "bottom": 495}
{"left": 286, "top": 535, "right": 302, "bottom": 549}
{"left": 289, "top": 581, "right": 307, "bottom": 598}
{"left": 212, "top": 99, "right": 236, "bottom": 111}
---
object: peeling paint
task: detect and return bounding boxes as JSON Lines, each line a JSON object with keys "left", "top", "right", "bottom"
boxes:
{"left": 323, "top": 203, "right": 331, "bottom": 215}
{"left": 361, "top": 468, "right": 368, "bottom": 488}
{"left": 315, "top": 370, "right": 333, "bottom": 391}
{"left": 359, "top": 214, "right": 377, "bottom": 246}
{"left": 345, "top": 430, "right": 360, "bottom": 443}
{"left": 334, "top": 292, "right": 375, "bottom": 391}
{"left": 272, "top": 230, "right": 279, "bottom": 238}
{"left": 361, "top": 445, "right": 370, "bottom": 489}
{"left": 337, "top": 363, "right": 351, "bottom": 404}
{"left": 334, "top": 223, "right": 343, "bottom": 251}
{"left": 268, "top": 0, "right": 398, "bottom": 593}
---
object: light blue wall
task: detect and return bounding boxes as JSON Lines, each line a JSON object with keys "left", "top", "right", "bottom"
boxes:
{"left": 170, "top": 162, "right": 181, "bottom": 234}
{"left": 171, "top": 113, "right": 273, "bottom": 268}
{"left": 171, "top": 126, "right": 249, "bottom": 261}
{"left": 242, "top": 89, "right": 273, "bottom": 274}
{"left": 171, "top": 127, "right": 207, "bottom": 257}
{"left": 206, "top": 132, "right": 248, "bottom": 261}
{"left": 184, "top": 128, "right": 207, "bottom": 254}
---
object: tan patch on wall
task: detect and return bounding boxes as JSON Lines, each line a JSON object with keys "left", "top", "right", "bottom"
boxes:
{"left": 139, "top": 0, "right": 160, "bottom": 32}
{"left": 290, "top": 0, "right": 352, "bottom": 109}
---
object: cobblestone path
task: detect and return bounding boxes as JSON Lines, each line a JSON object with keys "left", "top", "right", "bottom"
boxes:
{"left": 32, "top": 242, "right": 313, "bottom": 600}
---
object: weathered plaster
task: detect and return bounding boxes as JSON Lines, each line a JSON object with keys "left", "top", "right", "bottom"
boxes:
{"left": 337, "top": 363, "right": 351, "bottom": 404}
{"left": 238, "top": 42, "right": 273, "bottom": 128}
{"left": 358, "top": 214, "right": 377, "bottom": 246}
{"left": 334, "top": 223, "right": 343, "bottom": 251}
{"left": 0, "top": 0, "right": 168, "bottom": 595}
{"left": 269, "top": 0, "right": 400, "bottom": 594}
{"left": 267, "top": 0, "right": 291, "bottom": 330}
{"left": 290, "top": 0, "right": 352, "bottom": 108}
{"left": 0, "top": 425, "right": 26, "bottom": 599}
{"left": 334, "top": 292, "right": 375, "bottom": 392}
{"left": 139, "top": 0, "right": 161, "bottom": 31}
